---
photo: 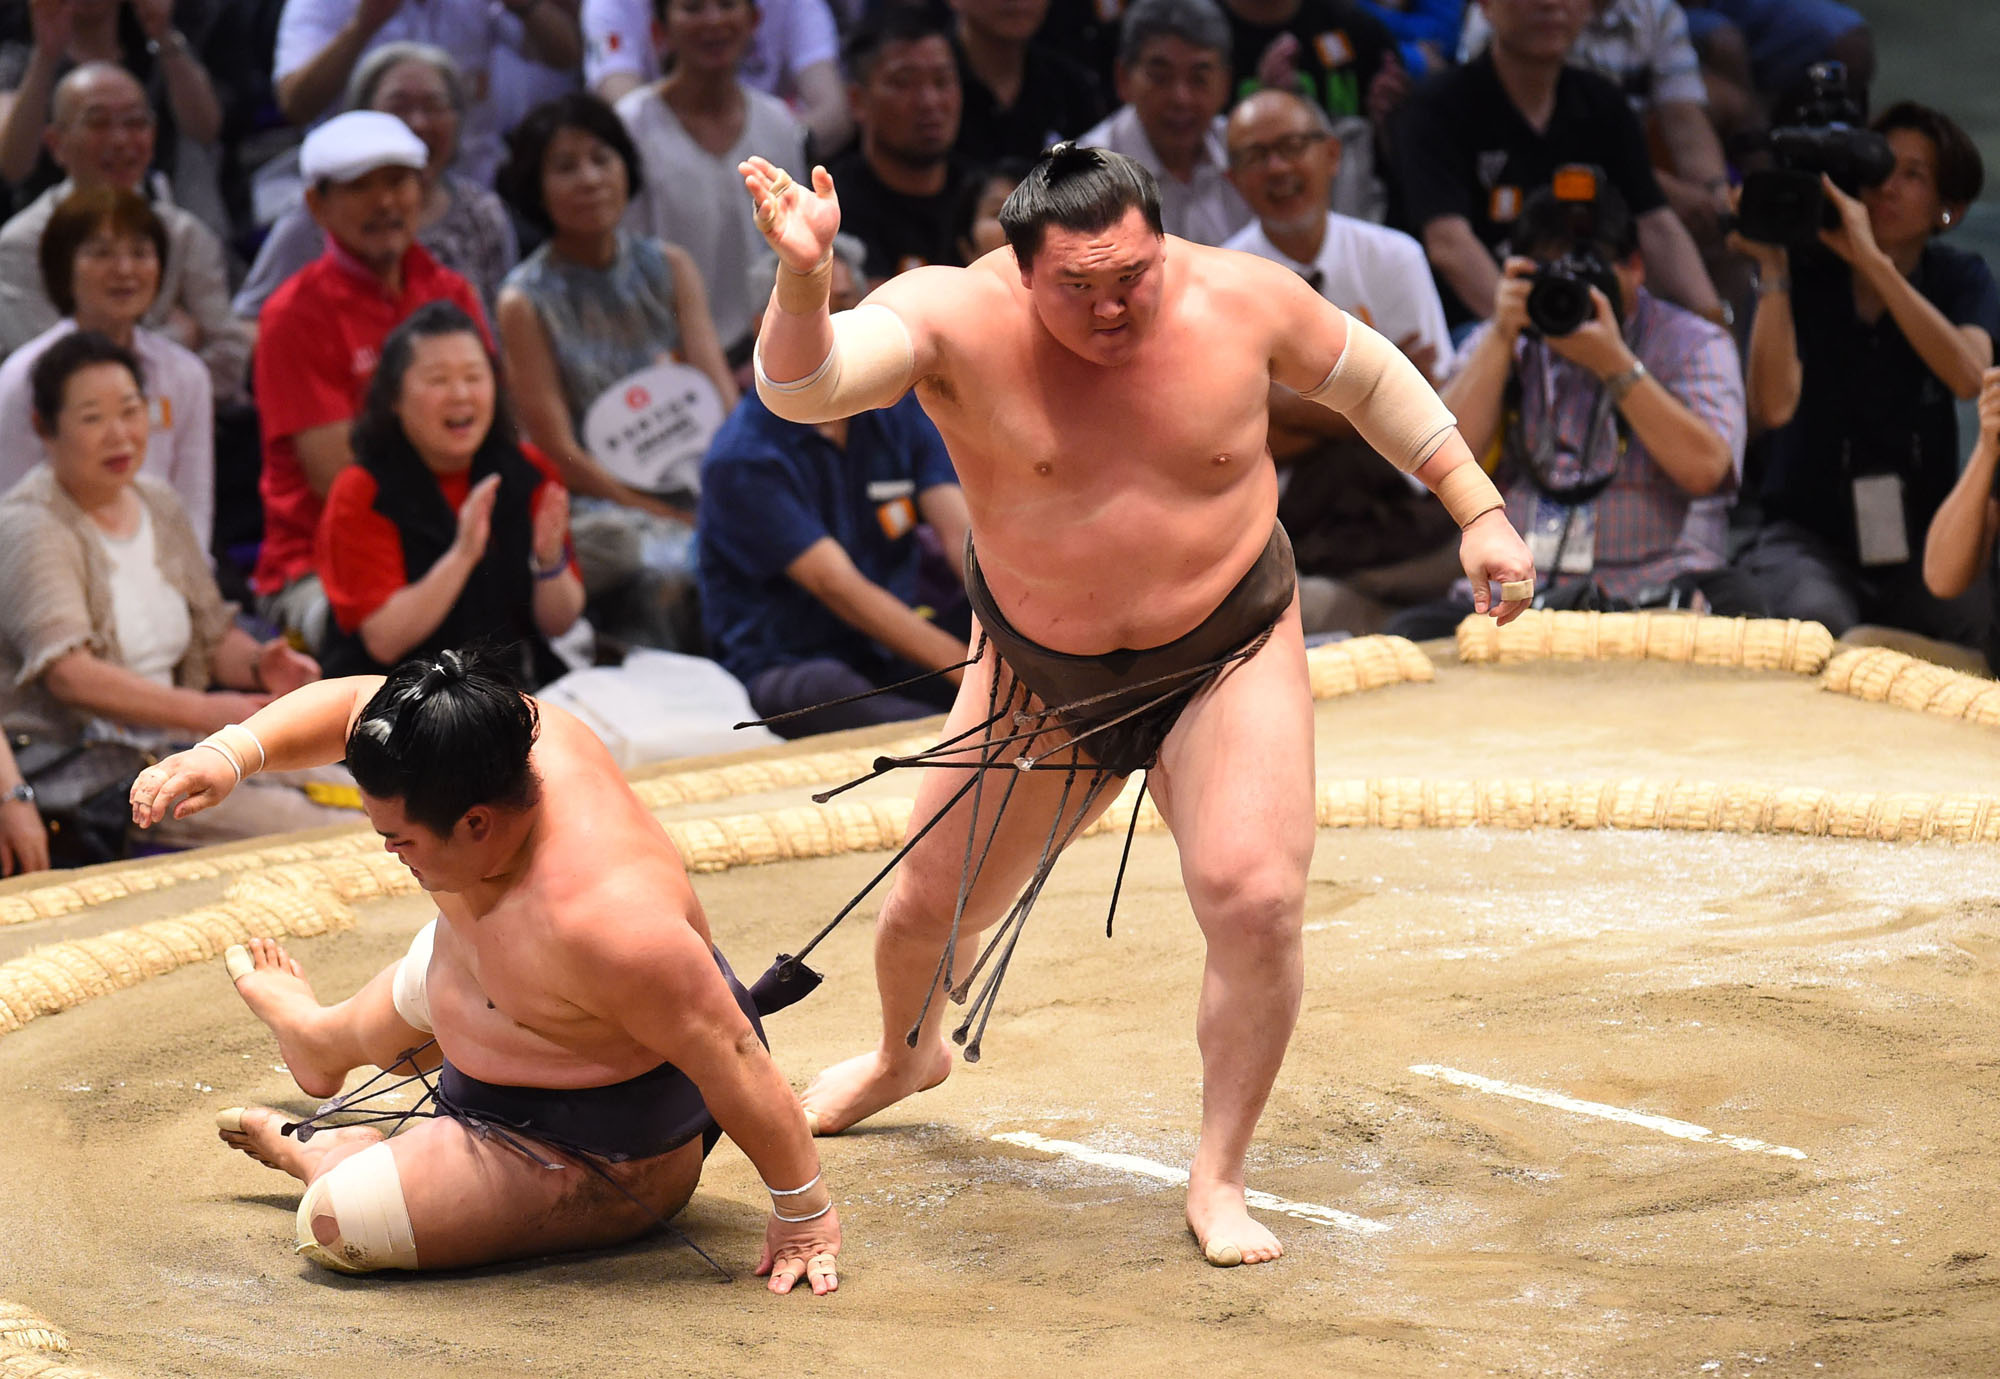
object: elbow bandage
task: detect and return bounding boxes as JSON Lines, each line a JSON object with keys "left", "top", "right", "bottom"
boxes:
{"left": 754, "top": 304, "right": 916, "bottom": 423}
{"left": 1301, "top": 312, "right": 1459, "bottom": 473}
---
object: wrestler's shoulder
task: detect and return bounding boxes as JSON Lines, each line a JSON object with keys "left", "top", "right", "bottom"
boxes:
{"left": 869, "top": 253, "right": 1018, "bottom": 318}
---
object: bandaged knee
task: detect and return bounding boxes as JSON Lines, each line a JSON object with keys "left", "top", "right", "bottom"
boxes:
{"left": 754, "top": 304, "right": 916, "bottom": 423}
{"left": 294, "top": 1141, "right": 419, "bottom": 1273}
{"left": 1301, "top": 312, "right": 1459, "bottom": 473}
{"left": 390, "top": 920, "right": 436, "bottom": 1034}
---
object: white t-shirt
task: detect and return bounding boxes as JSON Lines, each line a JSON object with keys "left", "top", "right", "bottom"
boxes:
{"left": 94, "top": 502, "right": 193, "bottom": 687}
{"left": 0, "top": 322, "right": 215, "bottom": 547}
{"left": 583, "top": 0, "right": 840, "bottom": 101}
{"left": 616, "top": 83, "right": 806, "bottom": 348}
{"left": 274, "top": 0, "right": 553, "bottom": 189}
{"left": 1224, "top": 213, "right": 1455, "bottom": 378}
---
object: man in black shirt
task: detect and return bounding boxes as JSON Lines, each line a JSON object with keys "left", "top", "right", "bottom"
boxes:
{"left": 1221, "top": 0, "right": 1394, "bottom": 125}
{"left": 1392, "top": 0, "right": 1718, "bottom": 326}
{"left": 950, "top": 0, "right": 1107, "bottom": 163}
{"left": 829, "top": 9, "right": 988, "bottom": 284}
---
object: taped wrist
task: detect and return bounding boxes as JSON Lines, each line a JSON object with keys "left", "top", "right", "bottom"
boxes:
{"left": 1434, "top": 462, "right": 1507, "bottom": 528}
{"left": 754, "top": 304, "right": 916, "bottom": 424}
{"left": 1301, "top": 312, "right": 1459, "bottom": 473}
{"left": 775, "top": 252, "right": 833, "bottom": 315}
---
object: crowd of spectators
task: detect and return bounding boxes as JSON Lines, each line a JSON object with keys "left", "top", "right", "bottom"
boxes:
{"left": 1, "top": 0, "right": 1992, "bottom": 880}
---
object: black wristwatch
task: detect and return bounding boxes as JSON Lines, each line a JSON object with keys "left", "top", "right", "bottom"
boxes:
{"left": 2, "top": 782, "right": 34, "bottom": 807}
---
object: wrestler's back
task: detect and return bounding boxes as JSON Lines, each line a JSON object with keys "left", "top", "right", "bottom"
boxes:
{"left": 911, "top": 241, "right": 1288, "bottom": 655}
{"left": 422, "top": 705, "right": 720, "bottom": 1089}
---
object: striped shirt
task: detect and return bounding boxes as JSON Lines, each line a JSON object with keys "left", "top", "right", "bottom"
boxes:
{"left": 1464, "top": 288, "right": 1745, "bottom": 602}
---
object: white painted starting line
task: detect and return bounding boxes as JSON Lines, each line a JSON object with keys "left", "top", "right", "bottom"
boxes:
{"left": 990, "top": 1131, "right": 1391, "bottom": 1234}
{"left": 1409, "top": 1065, "right": 1807, "bottom": 1160}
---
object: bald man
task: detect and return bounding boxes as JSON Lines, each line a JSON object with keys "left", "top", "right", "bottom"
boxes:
{"left": 0, "top": 63, "right": 247, "bottom": 396}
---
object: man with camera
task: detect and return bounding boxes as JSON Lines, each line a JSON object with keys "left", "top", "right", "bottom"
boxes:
{"left": 1388, "top": 168, "right": 1744, "bottom": 638}
{"left": 1731, "top": 98, "right": 1999, "bottom": 653}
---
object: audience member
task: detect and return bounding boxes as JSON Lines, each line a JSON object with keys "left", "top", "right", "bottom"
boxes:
{"left": 1222, "top": 0, "right": 1400, "bottom": 126}
{"left": 950, "top": 0, "right": 1106, "bottom": 165}
{"left": 251, "top": 110, "right": 489, "bottom": 652}
{"left": 1682, "top": 0, "right": 1870, "bottom": 122}
{"left": 698, "top": 247, "right": 969, "bottom": 739}
{"left": 0, "top": 0, "right": 223, "bottom": 217}
{"left": 617, "top": 0, "right": 806, "bottom": 353}
{"left": 1079, "top": 0, "right": 1251, "bottom": 248}
{"left": 956, "top": 154, "right": 1030, "bottom": 262}
{"left": 828, "top": 7, "right": 984, "bottom": 282}
{"left": 317, "top": 302, "right": 583, "bottom": 686}
{"left": 1460, "top": 0, "right": 1732, "bottom": 250}
{"left": 1390, "top": 176, "right": 1745, "bottom": 637}
{"left": 0, "top": 729, "right": 50, "bottom": 877}
{"left": 0, "top": 62, "right": 248, "bottom": 399}
{"left": 0, "top": 187, "right": 211, "bottom": 546}
{"left": 1393, "top": 0, "right": 1719, "bottom": 326}
{"left": 497, "top": 92, "right": 737, "bottom": 649}
{"left": 0, "top": 331, "right": 343, "bottom": 854}
{"left": 234, "top": 43, "right": 518, "bottom": 322}
{"left": 583, "top": 0, "right": 852, "bottom": 155}
{"left": 1032, "top": 0, "right": 1125, "bottom": 92}
{"left": 1223, "top": 87, "right": 1457, "bottom": 632}
{"left": 271, "top": 0, "right": 583, "bottom": 191}
{"left": 1732, "top": 102, "right": 1998, "bottom": 649}
{"left": 1921, "top": 368, "right": 2000, "bottom": 671}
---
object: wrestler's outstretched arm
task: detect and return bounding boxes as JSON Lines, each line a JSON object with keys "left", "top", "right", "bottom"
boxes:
{"left": 1261, "top": 261, "right": 1538, "bottom": 625}
{"left": 129, "top": 677, "right": 388, "bottom": 828}
{"left": 566, "top": 897, "right": 841, "bottom": 1297}
{"left": 738, "top": 155, "right": 948, "bottom": 424}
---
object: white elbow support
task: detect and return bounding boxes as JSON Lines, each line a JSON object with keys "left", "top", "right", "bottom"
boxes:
{"left": 295, "top": 1140, "right": 419, "bottom": 1273}
{"left": 1302, "top": 312, "right": 1459, "bottom": 473}
{"left": 753, "top": 303, "right": 917, "bottom": 422}
{"left": 389, "top": 920, "right": 436, "bottom": 1034}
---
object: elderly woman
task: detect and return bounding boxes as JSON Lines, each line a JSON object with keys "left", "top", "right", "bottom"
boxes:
{"left": 0, "top": 186, "right": 212, "bottom": 544}
{"left": 496, "top": 91, "right": 736, "bottom": 648}
{"left": 1735, "top": 100, "right": 2000, "bottom": 646}
{"left": 316, "top": 302, "right": 583, "bottom": 688}
{"left": 233, "top": 43, "right": 519, "bottom": 319}
{"left": 0, "top": 332, "right": 344, "bottom": 855}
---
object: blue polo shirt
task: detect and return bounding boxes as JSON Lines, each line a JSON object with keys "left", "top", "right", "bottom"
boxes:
{"left": 697, "top": 391, "right": 959, "bottom": 685}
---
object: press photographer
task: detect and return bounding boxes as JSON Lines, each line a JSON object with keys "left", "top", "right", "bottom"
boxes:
{"left": 1386, "top": 168, "right": 1746, "bottom": 640}
{"left": 1732, "top": 100, "right": 1999, "bottom": 648}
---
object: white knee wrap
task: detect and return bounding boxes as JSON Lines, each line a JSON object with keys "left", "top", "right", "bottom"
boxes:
{"left": 295, "top": 1141, "right": 419, "bottom": 1273}
{"left": 390, "top": 920, "right": 436, "bottom": 1034}
{"left": 1301, "top": 311, "right": 1459, "bottom": 473}
{"left": 753, "top": 303, "right": 917, "bottom": 423}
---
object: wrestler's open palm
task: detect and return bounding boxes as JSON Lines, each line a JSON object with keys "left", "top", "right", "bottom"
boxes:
{"left": 129, "top": 746, "right": 240, "bottom": 829}
{"left": 1461, "top": 507, "right": 1535, "bottom": 625}
{"left": 757, "top": 1206, "right": 840, "bottom": 1296}
{"left": 740, "top": 157, "right": 839, "bottom": 274}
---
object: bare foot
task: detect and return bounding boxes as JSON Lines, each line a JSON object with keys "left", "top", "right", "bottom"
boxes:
{"left": 215, "top": 1105, "right": 382, "bottom": 1182}
{"left": 226, "top": 938, "right": 347, "bottom": 1099}
{"left": 798, "top": 1040, "right": 954, "bottom": 1135}
{"left": 1186, "top": 1175, "right": 1283, "bottom": 1268}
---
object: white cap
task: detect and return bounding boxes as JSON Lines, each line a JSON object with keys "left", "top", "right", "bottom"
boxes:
{"left": 300, "top": 110, "right": 428, "bottom": 186}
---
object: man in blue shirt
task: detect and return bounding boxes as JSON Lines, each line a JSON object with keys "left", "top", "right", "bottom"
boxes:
{"left": 698, "top": 242, "right": 971, "bottom": 738}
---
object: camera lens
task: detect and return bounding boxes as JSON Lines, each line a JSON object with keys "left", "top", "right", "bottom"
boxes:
{"left": 1527, "top": 270, "right": 1594, "bottom": 337}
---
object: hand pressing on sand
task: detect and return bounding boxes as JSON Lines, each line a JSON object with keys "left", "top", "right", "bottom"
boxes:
{"left": 758, "top": 1204, "right": 841, "bottom": 1296}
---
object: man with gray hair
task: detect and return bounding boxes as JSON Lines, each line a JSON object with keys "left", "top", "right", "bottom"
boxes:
{"left": 697, "top": 236, "right": 970, "bottom": 737}
{"left": 0, "top": 62, "right": 247, "bottom": 398}
{"left": 1077, "top": 0, "right": 1251, "bottom": 247}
